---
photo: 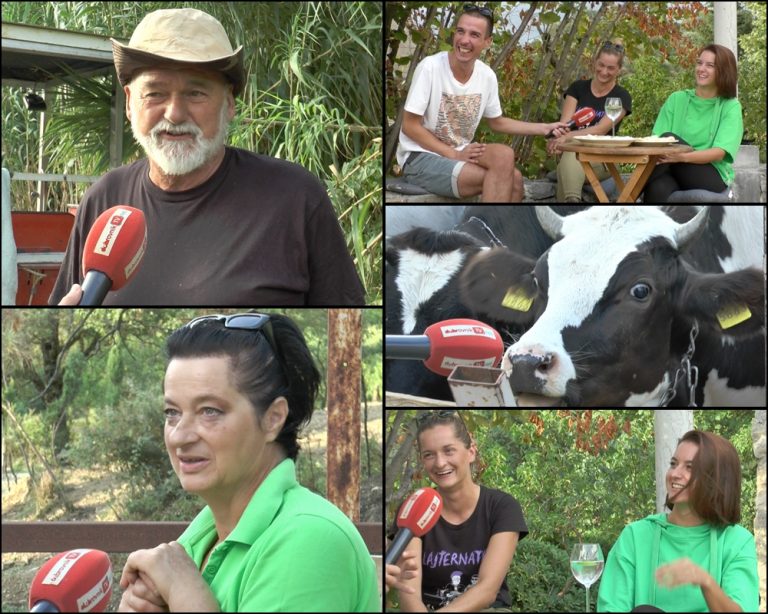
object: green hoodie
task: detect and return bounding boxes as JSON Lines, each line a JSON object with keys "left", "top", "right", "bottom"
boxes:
{"left": 597, "top": 513, "right": 758, "bottom": 612}
{"left": 652, "top": 89, "right": 743, "bottom": 186}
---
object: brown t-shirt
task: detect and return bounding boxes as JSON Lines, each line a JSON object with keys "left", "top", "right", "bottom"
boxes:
{"left": 50, "top": 147, "right": 364, "bottom": 305}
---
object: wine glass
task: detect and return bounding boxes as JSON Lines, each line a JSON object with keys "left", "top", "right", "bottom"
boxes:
{"left": 570, "top": 543, "right": 604, "bottom": 612}
{"left": 605, "top": 97, "right": 623, "bottom": 137}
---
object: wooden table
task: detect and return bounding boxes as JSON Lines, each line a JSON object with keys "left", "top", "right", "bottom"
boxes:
{"left": 558, "top": 140, "right": 694, "bottom": 202}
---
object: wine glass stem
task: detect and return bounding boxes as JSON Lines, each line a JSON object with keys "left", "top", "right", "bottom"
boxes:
{"left": 586, "top": 585, "right": 590, "bottom": 612}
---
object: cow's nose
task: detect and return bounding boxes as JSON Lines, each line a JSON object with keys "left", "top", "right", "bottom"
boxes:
{"left": 507, "top": 352, "right": 556, "bottom": 393}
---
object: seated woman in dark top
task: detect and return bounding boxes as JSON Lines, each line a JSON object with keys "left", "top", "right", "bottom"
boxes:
{"left": 389, "top": 410, "right": 528, "bottom": 612}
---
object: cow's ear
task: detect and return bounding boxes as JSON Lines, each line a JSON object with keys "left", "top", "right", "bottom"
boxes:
{"left": 385, "top": 244, "right": 400, "bottom": 267}
{"left": 681, "top": 268, "right": 765, "bottom": 337}
{"left": 460, "top": 248, "right": 539, "bottom": 324}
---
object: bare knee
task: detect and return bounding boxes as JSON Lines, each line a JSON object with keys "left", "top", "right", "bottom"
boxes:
{"left": 497, "top": 147, "right": 516, "bottom": 174}
{"left": 484, "top": 145, "right": 516, "bottom": 174}
{"left": 511, "top": 168, "right": 525, "bottom": 201}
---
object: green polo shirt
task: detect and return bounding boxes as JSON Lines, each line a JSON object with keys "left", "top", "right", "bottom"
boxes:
{"left": 177, "top": 458, "right": 380, "bottom": 612}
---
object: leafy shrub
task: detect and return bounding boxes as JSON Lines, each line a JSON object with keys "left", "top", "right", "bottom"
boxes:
{"left": 507, "top": 538, "right": 594, "bottom": 613}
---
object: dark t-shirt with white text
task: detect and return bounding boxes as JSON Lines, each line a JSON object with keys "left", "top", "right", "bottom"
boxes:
{"left": 420, "top": 486, "right": 528, "bottom": 610}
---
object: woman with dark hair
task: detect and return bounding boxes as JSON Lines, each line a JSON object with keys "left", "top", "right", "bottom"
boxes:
{"left": 391, "top": 410, "right": 528, "bottom": 612}
{"left": 118, "top": 312, "right": 379, "bottom": 612}
{"left": 597, "top": 430, "right": 758, "bottom": 612}
{"left": 643, "top": 44, "right": 743, "bottom": 202}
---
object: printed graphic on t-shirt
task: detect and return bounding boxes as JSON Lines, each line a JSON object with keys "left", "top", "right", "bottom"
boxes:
{"left": 422, "top": 549, "right": 485, "bottom": 609}
{"left": 434, "top": 93, "right": 482, "bottom": 148}
{"left": 423, "top": 569, "right": 480, "bottom": 609}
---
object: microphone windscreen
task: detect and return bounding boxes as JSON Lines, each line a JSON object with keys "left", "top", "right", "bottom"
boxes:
{"left": 396, "top": 487, "right": 443, "bottom": 537}
{"left": 423, "top": 319, "right": 504, "bottom": 376}
{"left": 572, "top": 107, "right": 596, "bottom": 127}
{"left": 81, "top": 206, "right": 147, "bottom": 290}
{"left": 29, "top": 549, "right": 113, "bottom": 613}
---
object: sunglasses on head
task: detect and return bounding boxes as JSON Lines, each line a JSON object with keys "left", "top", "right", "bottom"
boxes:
{"left": 186, "top": 312, "right": 280, "bottom": 363}
{"left": 601, "top": 41, "right": 624, "bottom": 53}
{"left": 463, "top": 4, "right": 493, "bottom": 19}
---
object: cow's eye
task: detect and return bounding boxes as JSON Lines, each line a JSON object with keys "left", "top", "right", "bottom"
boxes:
{"left": 532, "top": 276, "right": 539, "bottom": 290}
{"left": 630, "top": 283, "right": 651, "bottom": 300}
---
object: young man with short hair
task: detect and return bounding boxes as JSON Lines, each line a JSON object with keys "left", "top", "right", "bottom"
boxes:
{"left": 396, "top": 5, "right": 568, "bottom": 202}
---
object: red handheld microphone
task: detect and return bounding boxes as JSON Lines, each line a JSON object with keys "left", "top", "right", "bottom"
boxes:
{"left": 385, "top": 487, "right": 443, "bottom": 566}
{"left": 28, "top": 549, "right": 113, "bottom": 612}
{"left": 79, "top": 206, "right": 147, "bottom": 305}
{"left": 385, "top": 318, "right": 504, "bottom": 376}
{"left": 546, "top": 106, "right": 596, "bottom": 138}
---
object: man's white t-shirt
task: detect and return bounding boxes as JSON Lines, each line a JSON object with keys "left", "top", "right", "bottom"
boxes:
{"left": 396, "top": 51, "right": 503, "bottom": 168}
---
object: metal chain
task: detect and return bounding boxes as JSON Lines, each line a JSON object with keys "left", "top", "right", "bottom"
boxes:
{"left": 660, "top": 321, "right": 700, "bottom": 407}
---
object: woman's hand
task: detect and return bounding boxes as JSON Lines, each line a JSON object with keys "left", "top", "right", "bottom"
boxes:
{"left": 120, "top": 542, "right": 219, "bottom": 612}
{"left": 655, "top": 557, "right": 709, "bottom": 589}
{"left": 657, "top": 151, "right": 689, "bottom": 164}
{"left": 386, "top": 550, "right": 418, "bottom": 594}
{"left": 119, "top": 572, "right": 168, "bottom": 612}
{"left": 547, "top": 135, "right": 567, "bottom": 156}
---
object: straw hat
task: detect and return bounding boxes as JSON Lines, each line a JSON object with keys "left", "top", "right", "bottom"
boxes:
{"left": 111, "top": 8, "right": 245, "bottom": 97}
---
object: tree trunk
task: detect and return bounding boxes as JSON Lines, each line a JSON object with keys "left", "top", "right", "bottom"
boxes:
{"left": 654, "top": 410, "right": 693, "bottom": 514}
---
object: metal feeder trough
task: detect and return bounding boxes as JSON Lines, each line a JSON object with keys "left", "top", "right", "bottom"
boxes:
{"left": 447, "top": 366, "right": 517, "bottom": 407}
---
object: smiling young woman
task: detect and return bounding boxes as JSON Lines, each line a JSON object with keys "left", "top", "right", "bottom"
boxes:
{"left": 598, "top": 430, "right": 759, "bottom": 613}
{"left": 390, "top": 410, "right": 528, "bottom": 612}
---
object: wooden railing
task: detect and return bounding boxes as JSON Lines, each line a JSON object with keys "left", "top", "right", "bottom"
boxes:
{"left": 1, "top": 520, "right": 382, "bottom": 554}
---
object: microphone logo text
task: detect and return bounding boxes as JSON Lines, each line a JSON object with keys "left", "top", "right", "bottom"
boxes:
{"left": 94, "top": 208, "right": 132, "bottom": 257}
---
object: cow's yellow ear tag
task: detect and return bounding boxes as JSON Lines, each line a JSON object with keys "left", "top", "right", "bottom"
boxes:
{"left": 717, "top": 304, "right": 752, "bottom": 330}
{"left": 502, "top": 287, "right": 533, "bottom": 312}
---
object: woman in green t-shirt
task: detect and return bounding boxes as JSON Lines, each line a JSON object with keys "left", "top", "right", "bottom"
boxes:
{"left": 643, "top": 44, "right": 743, "bottom": 202}
{"left": 597, "top": 430, "right": 759, "bottom": 612}
{"left": 116, "top": 313, "right": 380, "bottom": 612}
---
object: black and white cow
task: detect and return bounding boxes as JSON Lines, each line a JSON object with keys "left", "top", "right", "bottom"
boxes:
{"left": 459, "top": 206, "right": 766, "bottom": 407}
{"left": 385, "top": 206, "right": 587, "bottom": 400}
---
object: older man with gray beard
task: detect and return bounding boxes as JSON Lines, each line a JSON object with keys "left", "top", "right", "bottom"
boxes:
{"left": 52, "top": 8, "right": 363, "bottom": 305}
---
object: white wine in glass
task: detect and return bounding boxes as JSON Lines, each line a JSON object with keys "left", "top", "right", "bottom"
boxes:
{"left": 571, "top": 543, "right": 604, "bottom": 612}
{"left": 605, "top": 97, "right": 623, "bottom": 137}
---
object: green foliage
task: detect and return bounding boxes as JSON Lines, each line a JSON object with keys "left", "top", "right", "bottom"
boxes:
{"left": 325, "top": 139, "right": 383, "bottom": 304}
{"left": 3, "top": 309, "right": 378, "bottom": 521}
{"left": 506, "top": 538, "right": 587, "bottom": 613}
{"left": 619, "top": 54, "right": 691, "bottom": 140}
{"left": 477, "top": 411, "right": 656, "bottom": 549}
{"left": 68, "top": 387, "right": 167, "bottom": 483}
{"left": 121, "top": 472, "right": 203, "bottom": 521}
{"left": 738, "top": 3, "right": 767, "bottom": 158}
